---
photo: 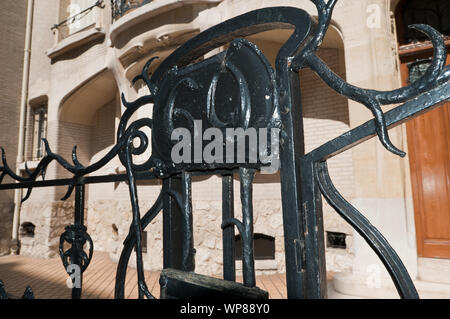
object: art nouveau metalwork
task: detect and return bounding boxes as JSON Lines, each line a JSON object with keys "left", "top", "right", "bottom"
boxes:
{"left": 0, "top": 280, "right": 34, "bottom": 299}
{"left": 0, "top": 0, "right": 449, "bottom": 299}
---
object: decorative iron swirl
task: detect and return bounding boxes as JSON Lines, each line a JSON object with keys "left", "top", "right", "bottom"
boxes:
{"left": 0, "top": 48, "right": 160, "bottom": 299}
{"left": 0, "top": 60, "right": 158, "bottom": 201}
{"left": 115, "top": 189, "right": 164, "bottom": 299}
{"left": 315, "top": 161, "right": 419, "bottom": 298}
{"left": 118, "top": 57, "right": 159, "bottom": 173}
{"left": 166, "top": 77, "right": 199, "bottom": 135}
{"left": 207, "top": 58, "right": 252, "bottom": 129}
{"left": 291, "top": 0, "right": 448, "bottom": 157}
{"left": 162, "top": 38, "right": 261, "bottom": 146}
{"left": 121, "top": 132, "right": 155, "bottom": 299}
{"left": 59, "top": 224, "right": 94, "bottom": 273}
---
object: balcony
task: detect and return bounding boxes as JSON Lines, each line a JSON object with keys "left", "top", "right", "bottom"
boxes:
{"left": 47, "top": 0, "right": 106, "bottom": 60}
{"left": 109, "top": 0, "right": 222, "bottom": 47}
{"left": 109, "top": 0, "right": 222, "bottom": 82}
{"left": 111, "top": 0, "right": 153, "bottom": 21}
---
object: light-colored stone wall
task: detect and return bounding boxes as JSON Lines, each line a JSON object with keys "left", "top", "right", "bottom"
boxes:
{"left": 89, "top": 196, "right": 285, "bottom": 277}
{"left": 0, "top": 203, "right": 15, "bottom": 256}
{"left": 28, "top": 1, "right": 57, "bottom": 99}
{"left": 0, "top": 1, "right": 26, "bottom": 189}
{"left": 0, "top": 1, "right": 27, "bottom": 253}
{"left": 301, "top": 47, "right": 354, "bottom": 273}
{"left": 20, "top": 200, "right": 74, "bottom": 258}
{"left": 25, "top": 0, "right": 58, "bottom": 162}
{"left": 338, "top": 0, "right": 419, "bottom": 283}
{"left": 91, "top": 100, "right": 116, "bottom": 158}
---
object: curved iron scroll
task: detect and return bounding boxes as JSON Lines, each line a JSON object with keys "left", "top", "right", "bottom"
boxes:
{"left": 0, "top": 0, "right": 448, "bottom": 300}
{"left": 59, "top": 224, "right": 94, "bottom": 272}
{"left": 114, "top": 189, "right": 164, "bottom": 299}
{"left": 291, "top": 0, "right": 447, "bottom": 158}
{"left": 315, "top": 161, "right": 418, "bottom": 298}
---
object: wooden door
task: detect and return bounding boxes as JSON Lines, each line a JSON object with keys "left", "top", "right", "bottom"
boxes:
{"left": 401, "top": 53, "right": 450, "bottom": 258}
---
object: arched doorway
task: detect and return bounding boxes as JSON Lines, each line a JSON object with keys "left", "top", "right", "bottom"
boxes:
{"left": 58, "top": 69, "right": 120, "bottom": 198}
{"left": 395, "top": 0, "right": 450, "bottom": 258}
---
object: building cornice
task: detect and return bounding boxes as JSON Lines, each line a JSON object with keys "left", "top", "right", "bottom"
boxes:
{"left": 46, "top": 27, "right": 106, "bottom": 60}
{"left": 109, "top": 0, "right": 222, "bottom": 46}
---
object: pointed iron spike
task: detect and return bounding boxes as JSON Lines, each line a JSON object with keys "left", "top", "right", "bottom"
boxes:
{"left": 405, "top": 24, "right": 446, "bottom": 79}
{"left": 1, "top": 147, "right": 6, "bottom": 162}
{"left": 408, "top": 24, "right": 445, "bottom": 52}
{"left": 369, "top": 101, "right": 406, "bottom": 158}
{"left": 71, "top": 145, "right": 84, "bottom": 168}
{"left": 310, "top": 0, "right": 322, "bottom": 7}
{"left": 0, "top": 149, "right": 11, "bottom": 173}
{"left": 24, "top": 161, "right": 32, "bottom": 176}
{"left": 132, "top": 74, "right": 144, "bottom": 86}
{"left": 376, "top": 127, "right": 406, "bottom": 157}
{"left": 143, "top": 56, "right": 159, "bottom": 73}
{"left": 0, "top": 280, "right": 7, "bottom": 299}
{"left": 121, "top": 92, "right": 133, "bottom": 109}
{"left": 41, "top": 166, "right": 46, "bottom": 180}
{"left": 21, "top": 188, "right": 33, "bottom": 203}
{"left": 61, "top": 184, "right": 75, "bottom": 201}
{"left": 142, "top": 56, "right": 159, "bottom": 93}
{"left": 42, "top": 138, "right": 52, "bottom": 156}
{"left": 72, "top": 145, "right": 77, "bottom": 161}
{"left": 22, "top": 286, "right": 34, "bottom": 299}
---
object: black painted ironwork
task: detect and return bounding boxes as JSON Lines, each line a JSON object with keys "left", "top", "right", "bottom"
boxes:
{"left": 58, "top": 183, "right": 93, "bottom": 299}
{"left": 111, "top": 0, "right": 153, "bottom": 21}
{"left": 159, "top": 268, "right": 268, "bottom": 299}
{"left": 0, "top": 280, "right": 34, "bottom": 299}
{"left": 0, "top": 0, "right": 449, "bottom": 299}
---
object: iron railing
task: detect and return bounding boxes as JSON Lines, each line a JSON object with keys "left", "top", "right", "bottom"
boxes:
{"left": 0, "top": 0, "right": 449, "bottom": 299}
{"left": 51, "top": 0, "right": 105, "bottom": 31}
{"left": 111, "top": 0, "right": 153, "bottom": 21}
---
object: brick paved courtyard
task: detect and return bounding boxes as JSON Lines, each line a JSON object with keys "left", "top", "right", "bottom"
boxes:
{"left": 0, "top": 251, "right": 355, "bottom": 299}
{"left": 0, "top": 252, "right": 291, "bottom": 299}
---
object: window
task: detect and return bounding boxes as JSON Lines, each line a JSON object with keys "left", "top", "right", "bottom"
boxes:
{"left": 67, "top": 0, "right": 98, "bottom": 35}
{"left": 31, "top": 105, "right": 47, "bottom": 160}
{"left": 20, "top": 222, "right": 36, "bottom": 238}
{"left": 234, "top": 233, "right": 275, "bottom": 260}
{"left": 326, "top": 231, "right": 346, "bottom": 249}
{"left": 396, "top": 0, "right": 450, "bottom": 45}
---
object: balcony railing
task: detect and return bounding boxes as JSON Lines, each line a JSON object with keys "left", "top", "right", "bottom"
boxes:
{"left": 111, "top": 0, "right": 153, "bottom": 21}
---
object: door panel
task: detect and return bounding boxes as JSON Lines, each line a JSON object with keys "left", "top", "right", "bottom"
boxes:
{"left": 402, "top": 55, "right": 450, "bottom": 258}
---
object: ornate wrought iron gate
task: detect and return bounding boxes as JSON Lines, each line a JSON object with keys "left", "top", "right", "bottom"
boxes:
{"left": 0, "top": 0, "right": 449, "bottom": 299}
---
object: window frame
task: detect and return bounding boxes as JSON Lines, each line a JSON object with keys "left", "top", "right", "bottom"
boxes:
{"left": 30, "top": 104, "right": 48, "bottom": 161}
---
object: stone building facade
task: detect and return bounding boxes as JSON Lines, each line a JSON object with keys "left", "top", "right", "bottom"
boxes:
{"left": 0, "top": 2, "right": 27, "bottom": 256}
{"left": 1, "top": 0, "right": 449, "bottom": 298}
